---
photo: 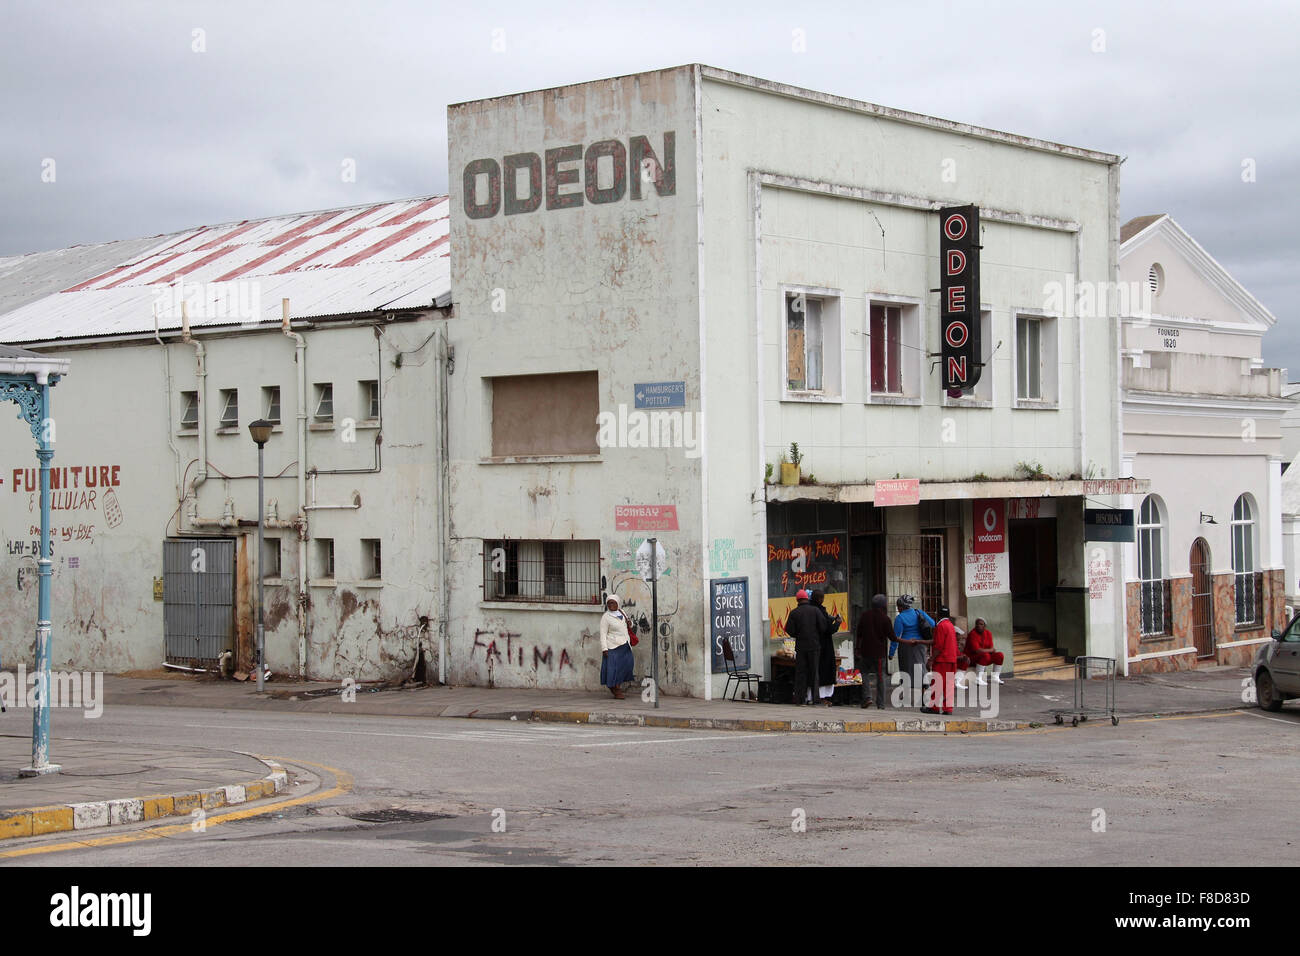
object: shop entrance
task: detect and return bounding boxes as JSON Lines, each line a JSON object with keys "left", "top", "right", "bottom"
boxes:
{"left": 1008, "top": 517, "right": 1057, "bottom": 647}
{"left": 1190, "top": 538, "right": 1216, "bottom": 658}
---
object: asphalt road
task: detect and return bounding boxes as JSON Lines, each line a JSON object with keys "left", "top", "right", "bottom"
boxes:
{"left": 4, "top": 703, "right": 1298, "bottom": 866}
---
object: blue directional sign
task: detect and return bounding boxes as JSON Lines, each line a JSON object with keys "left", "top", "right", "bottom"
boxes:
{"left": 634, "top": 381, "right": 686, "bottom": 409}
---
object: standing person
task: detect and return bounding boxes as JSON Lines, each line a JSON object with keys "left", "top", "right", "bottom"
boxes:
{"left": 893, "top": 595, "right": 934, "bottom": 708}
{"left": 963, "top": 617, "right": 1006, "bottom": 685}
{"left": 599, "top": 595, "right": 634, "bottom": 699}
{"left": 855, "top": 594, "right": 892, "bottom": 709}
{"left": 922, "top": 606, "right": 959, "bottom": 715}
{"left": 785, "top": 590, "right": 824, "bottom": 706}
{"left": 810, "top": 590, "right": 841, "bottom": 707}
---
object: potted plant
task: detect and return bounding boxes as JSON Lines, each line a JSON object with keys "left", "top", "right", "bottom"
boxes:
{"left": 780, "top": 442, "right": 803, "bottom": 486}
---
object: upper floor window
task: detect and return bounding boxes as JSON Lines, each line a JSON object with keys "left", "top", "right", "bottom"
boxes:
{"left": 869, "top": 304, "right": 902, "bottom": 395}
{"left": 490, "top": 371, "right": 599, "bottom": 457}
{"left": 783, "top": 289, "right": 843, "bottom": 399}
{"left": 218, "top": 389, "right": 238, "bottom": 429}
{"left": 314, "top": 383, "right": 334, "bottom": 423}
{"left": 180, "top": 391, "right": 199, "bottom": 430}
{"left": 1015, "top": 313, "right": 1059, "bottom": 406}
{"left": 263, "top": 386, "right": 281, "bottom": 425}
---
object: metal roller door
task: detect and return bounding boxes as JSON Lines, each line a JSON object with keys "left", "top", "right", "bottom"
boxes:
{"left": 163, "top": 537, "right": 235, "bottom": 667}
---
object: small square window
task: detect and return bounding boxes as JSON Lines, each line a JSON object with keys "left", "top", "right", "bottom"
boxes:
{"left": 263, "top": 536, "right": 281, "bottom": 579}
{"left": 360, "top": 381, "right": 379, "bottom": 421}
{"left": 219, "top": 389, "right": 238, "bottom": 428}
{"left": 314, "top": 383, "right": 334, "bottom": 423}
{"left": 315, "top": 538, "right": 334, "bottom": 579}
{"left": 263, "top": 386, "right": 281, "bottom": 424}
{"left": 180, "top": 391, "right": 199, "bottom": 429}
{"left": 363, "top": 538, "right": 381, "bottom": 580}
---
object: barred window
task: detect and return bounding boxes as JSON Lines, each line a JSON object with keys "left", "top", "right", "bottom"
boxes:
{"left": 483, "top": 539, "right": 601, "bottom": 605}
{"left": 1232, "top": 495, "right": 1260, "bottom": 627}
{"left": 1137, "top": 495, "right": 1169, "bottom": 635}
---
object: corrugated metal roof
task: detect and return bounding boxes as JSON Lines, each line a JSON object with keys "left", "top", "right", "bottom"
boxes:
{"left": 0, "top": 235, "right": 178, "bottom": 319}
{"left": 0, "top": 196, "right": 450, "bottom": 344}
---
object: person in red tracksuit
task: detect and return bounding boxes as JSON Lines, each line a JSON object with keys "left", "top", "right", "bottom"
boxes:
{"left": 963, "top": 617, "right": 1005, "bottom": 685}
{"left": 922, "top": 606, "right": 959, "bottom": 715}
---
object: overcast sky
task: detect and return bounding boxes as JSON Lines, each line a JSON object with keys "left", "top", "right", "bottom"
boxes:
{"left": 2, "top": 0, "right": 1295, "bottom": 371}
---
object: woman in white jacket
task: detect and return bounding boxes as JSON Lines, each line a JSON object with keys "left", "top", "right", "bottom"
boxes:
{"left": 599, "top": 594, "right": 634, "bottom": 699}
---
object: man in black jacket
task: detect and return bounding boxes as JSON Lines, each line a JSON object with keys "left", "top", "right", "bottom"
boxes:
{"left": 786, "top": 590, "right": 826, "bottom": 706}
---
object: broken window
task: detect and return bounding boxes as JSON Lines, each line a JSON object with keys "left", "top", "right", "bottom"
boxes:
{"left": 786, "top": 293, "right": 824, "bottom": 391}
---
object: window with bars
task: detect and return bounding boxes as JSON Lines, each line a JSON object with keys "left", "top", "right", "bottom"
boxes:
{"left": 483, "top": 539, "right": 601, "bottom": 605}
{"left": 1137, "top": 495, "right": 1171, "bottom": 635}
{"left": 920, "top": 533, "right": 945, "bottom": 617}
{"left": 1232, "top": 495, "right": 1260, "bottom": 627}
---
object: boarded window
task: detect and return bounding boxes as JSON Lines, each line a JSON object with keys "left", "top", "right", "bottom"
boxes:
{"left": 490, "top": 372, "right": 599, "bottom": 457}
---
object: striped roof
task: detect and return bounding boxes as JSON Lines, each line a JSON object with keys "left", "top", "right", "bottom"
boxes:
{"left": 0, "top": 196, "right": 450, "bottom": 344}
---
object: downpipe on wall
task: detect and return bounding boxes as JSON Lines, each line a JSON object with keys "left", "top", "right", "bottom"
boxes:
{"left": 180, "top": 304, "right": 207, "bottom": 526}
{"left": 282, "top": 299, "right": 310, "bottom": 679}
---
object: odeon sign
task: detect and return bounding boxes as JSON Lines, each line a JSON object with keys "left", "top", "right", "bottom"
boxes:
{"left": 462, "top": 133, "right": 676, "bottom": 219}
{"left": 940, "top": 204, "right": 982, "bottom": 393}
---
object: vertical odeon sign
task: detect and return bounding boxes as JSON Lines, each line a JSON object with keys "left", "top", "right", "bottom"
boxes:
{"left": 940, "top": 205, "right": 981, "bottom": 393}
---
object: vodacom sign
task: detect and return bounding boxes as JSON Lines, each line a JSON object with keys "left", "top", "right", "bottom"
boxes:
{"left": 972, "top": 498, "right": 1005, "bottom": 554}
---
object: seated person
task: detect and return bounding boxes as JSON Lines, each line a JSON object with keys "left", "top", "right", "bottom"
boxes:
{"left": 962, "top": 617, "right": 1005, "bottom": 685}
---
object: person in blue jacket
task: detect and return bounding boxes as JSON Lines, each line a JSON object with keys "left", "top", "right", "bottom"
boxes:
{"left": 893, "top": 594, "right": 934, "bottom": 708}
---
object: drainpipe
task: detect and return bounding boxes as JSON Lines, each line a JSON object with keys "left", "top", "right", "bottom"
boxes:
{"left": 435, "top": 326, "right": 450, "bottom": 685}
{"left": 282, "top": 298, "right": 309, "bottom": 679}
{"left": 180, "top": 303, "right": 207, "bottom": 526}
{"left": 154, "top": 309, "right": 183, "bottom": 512}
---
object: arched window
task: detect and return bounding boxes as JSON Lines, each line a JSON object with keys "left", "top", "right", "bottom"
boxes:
{"left": 1137, "top": 495, "right": 1168, "bottom": 634}
{"left": 1232, "top": 494, "right": 1260, "bottom": 627}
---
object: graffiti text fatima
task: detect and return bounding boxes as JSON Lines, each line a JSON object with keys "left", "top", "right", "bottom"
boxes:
{"left": 463, "top": 133, "right": 675, "bottom": 219}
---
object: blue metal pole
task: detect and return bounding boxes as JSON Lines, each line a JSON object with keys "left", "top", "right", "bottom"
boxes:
{"left": 22, "top": 383, "right": 59, "bottom": 775}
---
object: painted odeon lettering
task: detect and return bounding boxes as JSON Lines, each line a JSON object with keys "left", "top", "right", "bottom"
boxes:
{"left": 463, "top": 133, "right": 676, "bottom": 219}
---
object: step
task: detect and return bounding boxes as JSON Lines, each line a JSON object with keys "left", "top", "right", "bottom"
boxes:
{"left": 1015, "top": 658, "right": 1074, "bottom": 679}
{"left": 1013, "top": 646, "right": 1061, "bottom": 664}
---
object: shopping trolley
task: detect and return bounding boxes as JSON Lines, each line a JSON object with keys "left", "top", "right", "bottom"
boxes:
{"left": 1052, "top": 656, "right": 1118, "bottom": 727}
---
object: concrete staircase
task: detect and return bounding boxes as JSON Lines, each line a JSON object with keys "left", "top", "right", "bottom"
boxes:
{"left": 1011, "top": 630, "right": 1074, "bottom": 680}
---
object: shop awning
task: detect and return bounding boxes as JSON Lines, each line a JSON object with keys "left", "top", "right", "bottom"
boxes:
{"left": 767, "top": 477, "right": 1150, "bottom": 504}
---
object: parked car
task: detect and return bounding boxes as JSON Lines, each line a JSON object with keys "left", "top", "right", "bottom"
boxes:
{"left": 1256, "top": 616, "right": 1300, "bottom": 711}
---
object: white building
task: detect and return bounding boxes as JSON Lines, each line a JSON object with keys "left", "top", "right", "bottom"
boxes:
{"left": 1, "top": 65, "right": 1151, "bottom": 698}
{"left": 1117, "top": 214, "right": 1291, "bottom": 673}
{"left": 0, "top": 199, "right": 452, "bottom": 680}
{"left": 447, "top": 65, "right": 1139, "bottom": 699}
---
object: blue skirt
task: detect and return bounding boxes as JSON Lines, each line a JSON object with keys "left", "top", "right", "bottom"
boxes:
{"left": 600, "top": 642, "right": 634, "bottom": 688}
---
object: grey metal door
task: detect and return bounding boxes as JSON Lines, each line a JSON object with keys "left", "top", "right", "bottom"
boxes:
{"left": 164, "top": 538, "right": 235, "bottom": 667}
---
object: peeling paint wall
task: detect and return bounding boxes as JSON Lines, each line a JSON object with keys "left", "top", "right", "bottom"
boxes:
{"left": 448, "top": 66, "right": 706, "bottom": 696}
{"left": 0, "top": 318, "right": 445, "bottom": 681}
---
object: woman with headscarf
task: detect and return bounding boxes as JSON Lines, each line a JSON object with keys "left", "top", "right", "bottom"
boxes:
{"left": 599, "top": 594, "right": 634, "bottom": 699}
{"left": 855, "top": 594, "right": 892, "bottom": 709}
{"left": 810, "top": 590, "right": 841, "bottom": 706}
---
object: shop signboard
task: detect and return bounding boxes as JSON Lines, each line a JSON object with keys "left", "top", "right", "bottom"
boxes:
{"left": 710, "top": 577, "right": 750, "bottom": 672}
{"left": 972, "top": 498, "right": 1005, "bottom": 553}
{"left": 766, "top": 532, "right": 849, "bottom": 639}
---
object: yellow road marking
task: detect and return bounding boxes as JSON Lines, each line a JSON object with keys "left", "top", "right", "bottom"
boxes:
{"left": 0, "top": 756, "right": 353, "bottom": 860}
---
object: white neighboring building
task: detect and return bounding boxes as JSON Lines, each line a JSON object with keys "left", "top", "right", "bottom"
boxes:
{"left": 1118, "top": 214, "right": 1292, "bottom": 673}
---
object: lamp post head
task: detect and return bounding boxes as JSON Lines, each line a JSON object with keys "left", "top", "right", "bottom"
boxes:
{"left": 248, "top": 419, "right": 274, "bottom": 446}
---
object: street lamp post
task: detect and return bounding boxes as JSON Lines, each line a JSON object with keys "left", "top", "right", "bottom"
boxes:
{"left": 248, "top": 419, "right": 273, "bottom": 693}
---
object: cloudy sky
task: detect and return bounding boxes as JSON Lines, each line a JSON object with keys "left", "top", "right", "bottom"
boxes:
{"left": 2, "top": 0, "right": 1295, "bottom": 369}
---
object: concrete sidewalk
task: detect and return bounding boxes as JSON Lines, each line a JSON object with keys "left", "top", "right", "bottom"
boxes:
{"left": 96, "top": 664, "right": 1258, "bottom": 733}
{"left": 0, "top": 735, "right": 288, "bottom": 841}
